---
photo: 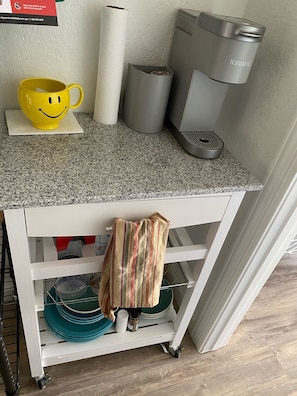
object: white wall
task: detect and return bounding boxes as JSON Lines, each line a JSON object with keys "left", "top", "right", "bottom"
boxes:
{"left": 0, "top": 0, "right": 245, "bottom": 131}
{"left": 217, "top": 0, "right": 297, "bottom": 182}
{"left": 214, "top": 0, "right": 297, "bottom": 269}
{"left": 190, "top": 0, "right": 297, "bottom": 352}
{"left": 211, "top": 0, "right": 297, "bottom": 253}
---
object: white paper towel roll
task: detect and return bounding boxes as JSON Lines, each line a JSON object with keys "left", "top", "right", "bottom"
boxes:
{"left": 93, "top": 6, "right": 128, "bottom": 125}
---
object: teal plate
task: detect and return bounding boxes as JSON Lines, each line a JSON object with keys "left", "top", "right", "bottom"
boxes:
{"left": 45, "top": 288, "right": 113, "bottom": 342}
{"left": 57, "top": 304, "right": 104, "bottom": 325}
{"left": 141, "top": 279, "right": 173, "bottom": 315}
{"left": 60, "top": 286, "right": 100, "bottom": 314}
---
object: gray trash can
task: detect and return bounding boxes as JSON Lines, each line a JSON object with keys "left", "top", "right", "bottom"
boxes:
{"left": 123, "top": 64, "right": 173, "bottom": 133}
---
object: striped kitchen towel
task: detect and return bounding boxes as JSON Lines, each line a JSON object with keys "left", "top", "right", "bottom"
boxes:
{"left": 99, "top": 213, "right": 170, "bottom": 321}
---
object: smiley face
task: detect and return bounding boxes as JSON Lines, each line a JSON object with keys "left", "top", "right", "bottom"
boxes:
{"left": 38, "top": 94, "right": 68, "bottom": 119}
{"left": 19, "top": 89, "right": 70, "bottom": 130}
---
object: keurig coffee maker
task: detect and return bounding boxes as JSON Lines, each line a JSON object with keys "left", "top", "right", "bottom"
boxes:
{"left": 167, "top": 10, "right": 266, "bottom": 158}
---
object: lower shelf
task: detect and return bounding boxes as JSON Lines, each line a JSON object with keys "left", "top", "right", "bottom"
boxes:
{"left": 39, "top": 309, "right": 176, "bottom": 367}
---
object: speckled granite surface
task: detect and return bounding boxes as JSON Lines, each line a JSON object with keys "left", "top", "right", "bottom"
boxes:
{"left": 0, "top": 113, "right": 262, "bottom": 210}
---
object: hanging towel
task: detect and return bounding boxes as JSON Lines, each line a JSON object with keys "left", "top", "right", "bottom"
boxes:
{"left": 99, "top": 213, "right": 170, "bottom": 321}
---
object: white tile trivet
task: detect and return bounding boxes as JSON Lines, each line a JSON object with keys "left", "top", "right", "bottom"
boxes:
{"left": 5, "top": 110, "right": 83, "bottom": 136}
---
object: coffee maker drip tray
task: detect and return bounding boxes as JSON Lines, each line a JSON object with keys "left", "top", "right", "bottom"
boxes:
{"left": 169, "top": 123, "right": 224, "bottom": 159}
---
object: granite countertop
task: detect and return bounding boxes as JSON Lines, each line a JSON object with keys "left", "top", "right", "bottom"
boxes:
{"left": 0, "top": 113, "right": 262, "bottom": 210}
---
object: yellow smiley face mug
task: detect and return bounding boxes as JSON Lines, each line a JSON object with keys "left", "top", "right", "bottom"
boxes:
{"left": 18, "top": 78, "right": 84, "bottom": 130}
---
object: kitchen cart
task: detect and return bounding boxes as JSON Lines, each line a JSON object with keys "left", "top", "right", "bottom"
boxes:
{"left": 0, "top": 113, "right": 262, "bottom": 388}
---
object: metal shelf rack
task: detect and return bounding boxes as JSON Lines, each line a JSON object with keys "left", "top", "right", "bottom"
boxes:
{"left": 0, "top": 218, "right": 20, "bottom": 396}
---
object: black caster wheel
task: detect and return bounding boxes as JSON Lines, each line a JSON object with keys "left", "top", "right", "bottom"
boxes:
{"left": 36, "top": 374, "right": 51, "bottom": 390}
{"left": 169, "top": 345, "right": 183, "bottom": 358}
{"left": 172, "top": 349, "right": 181, "bottom": 358}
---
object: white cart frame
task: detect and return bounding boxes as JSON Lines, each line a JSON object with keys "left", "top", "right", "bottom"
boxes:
{"left": 4, "top": 192, "right": 244, "bottom": 387}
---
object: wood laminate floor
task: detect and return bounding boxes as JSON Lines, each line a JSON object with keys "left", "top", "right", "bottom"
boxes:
{"left": 6, "top": 253, "right": 297, "bottom": 395}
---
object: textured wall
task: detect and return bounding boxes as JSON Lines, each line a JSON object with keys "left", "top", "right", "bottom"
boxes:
{"left": 0, "top": 1, "right": 200, "bottom": 116}
{"left": 190, "top": 0, "right": 297, "bottom": 353}
{"left": 217, "top": 0, "right": 297, "bottom": 181}
{"left": 0, "top": 0, "right": 247, "bottom": 127}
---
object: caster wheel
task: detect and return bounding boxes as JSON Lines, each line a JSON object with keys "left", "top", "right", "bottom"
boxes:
{"left": 36, "top": 374, "right": 51, "bottom": 389}
{"left": 37, "top": 378, "right": 46, "bottom": 390}
{"left": 169, "top": 345, "right": 183, "bottom": 358}
{"left": 172, "top": 349, "right": 181, "bottom": 358}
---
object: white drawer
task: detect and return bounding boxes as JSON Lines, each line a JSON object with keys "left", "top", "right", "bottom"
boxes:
{"left": 25, "top": 195, "right": 231, "bottom": 237}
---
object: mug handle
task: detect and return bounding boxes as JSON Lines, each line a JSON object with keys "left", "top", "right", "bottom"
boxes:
{"left": 67, "top": 84, "right": 84, "bottom": 109}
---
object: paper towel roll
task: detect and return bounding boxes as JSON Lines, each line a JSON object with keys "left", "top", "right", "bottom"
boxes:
{"left": 93, "top": 6, "right": 128, "bottom": 125}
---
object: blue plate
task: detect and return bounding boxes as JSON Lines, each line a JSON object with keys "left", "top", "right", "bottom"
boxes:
{"left": 45, "top": 288, "right": 113, "bottom": 342}
{"left": 51, "top": 287, "right": 103, "bottom": 322}
{"left": 141, "top": 279, "right": 173, "bottom": 315}
{"left": 60, "top": 286, "right": 100, "bottom": 315}
{"left": 57, "top": 304, "right": 104, "bottom": 325}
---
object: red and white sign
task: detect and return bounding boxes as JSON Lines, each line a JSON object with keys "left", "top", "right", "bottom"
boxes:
{"left": 0, "top": 0, "right": 58, "bottom": 25}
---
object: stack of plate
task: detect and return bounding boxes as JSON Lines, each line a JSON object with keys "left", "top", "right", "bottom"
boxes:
{"left": 44, "top": 287, "right": 113, "bottom": 342}
{"left": 141, "top": 279, "right": 173, "bottom": 319}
